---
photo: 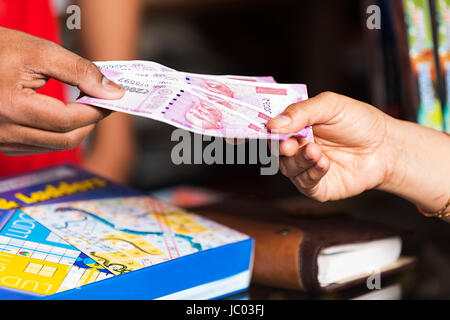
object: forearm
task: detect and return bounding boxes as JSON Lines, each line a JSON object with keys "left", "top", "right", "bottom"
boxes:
{"left": 78, "top": 0, "right": 141, "bottom": 60}
{"left": 84, "top": 112, "right": 136, "bottom": 183}
{"left": 380, "top": 116, "right": 450, "bottom": 215}
{"left": 78, "top": 0, "right": 141, "bottom": 183}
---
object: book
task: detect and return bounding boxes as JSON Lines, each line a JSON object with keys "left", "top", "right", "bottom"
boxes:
{"left": 0, "top": 165, "right": 253, "bottom": 300}
{"left": 153, "top": 189, "right": 415, "bottom": 293}
{"left": 435, "top": 0, "right": 450, "bottom": 132}
{"left": 402, "top": 0, "right": 444, "bottom": 130}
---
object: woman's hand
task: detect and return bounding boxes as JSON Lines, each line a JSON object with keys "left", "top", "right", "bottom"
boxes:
{"left": 0, "top": 27, "right": 124, "bottom": 156}
{"left": 268, "top": 91, "right": 450, "bottom": 218}
{"left": 268, "top": 92, "right": 394, "bottom": 202}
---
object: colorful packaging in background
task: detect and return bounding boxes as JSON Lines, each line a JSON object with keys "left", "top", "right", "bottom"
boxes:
{"left": 403, "top": 0, "right": 444, "bottom": 130}
{"left": 436, "top": 0, "right": 450, "bottom": 133}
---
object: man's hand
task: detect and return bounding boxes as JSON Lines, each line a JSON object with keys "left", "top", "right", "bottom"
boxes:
{"left": 268, "top": 92, "right": 392, "bottom": 202}
{"left": 0, "top": 27, "right": 124, "bottom": 156}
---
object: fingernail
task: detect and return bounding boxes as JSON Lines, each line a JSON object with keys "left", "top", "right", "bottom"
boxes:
{"left": 102, "top": 76, "right": 123, "bottom": 92}
{"left": 271, "top": 115, "right": 291, "bottom": 128}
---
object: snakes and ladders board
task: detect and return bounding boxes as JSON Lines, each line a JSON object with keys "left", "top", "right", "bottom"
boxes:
{"left": 0, "top": 165, "right": 253, "bottom": 300}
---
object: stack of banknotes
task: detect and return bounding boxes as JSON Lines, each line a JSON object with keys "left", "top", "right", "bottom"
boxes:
{"left": 77, "top": 61, "right": 313, "bottom": 141}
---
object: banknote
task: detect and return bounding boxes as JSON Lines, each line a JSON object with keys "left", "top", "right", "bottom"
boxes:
{"left": 222, "top": 75, "right": 276, "bottom": 83}
{"left": 95, "top": 60, "right": 276, "bottom": 83}
{"left": 77, "top": 62, "right": 314, "bottom": 141}
{"left": 119, "top": 71, "right": 307, "bottom": 117}
{"left": 78, "top": 79, "right": 296, "bottom": 140}
{"left": 96, "top": 61, "right": 300, "bottom": 119}
{"left": 109, "top": 71, "right": 290, "bottom": 127}
{"left": 95, "top": 60, "right": 176, "bottom": 73}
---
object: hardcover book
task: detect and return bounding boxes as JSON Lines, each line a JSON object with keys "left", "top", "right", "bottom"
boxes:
{"left": 402, "top": 0, "right": 444, "bottom": 130}
{"left": 435, "top": 0, "right": 450, "bottom": 132}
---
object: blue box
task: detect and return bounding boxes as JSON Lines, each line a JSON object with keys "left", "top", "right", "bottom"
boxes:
{"left": 0, "top": 165, "right": 253, "bottom": 300}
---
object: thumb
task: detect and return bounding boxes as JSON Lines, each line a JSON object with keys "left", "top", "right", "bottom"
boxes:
{"left": 267, "top": 91, "right": 343, "bottom": 134}
{"left": 39, "top": 42, "right": 125, "bottom": 100}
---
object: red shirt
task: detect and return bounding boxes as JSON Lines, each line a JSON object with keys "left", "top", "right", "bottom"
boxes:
{"left": 0, "top": 0, "right": 82, "bottom": 177}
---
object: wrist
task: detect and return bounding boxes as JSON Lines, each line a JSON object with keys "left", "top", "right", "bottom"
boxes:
{"left": 377, "top": 116, "right": 406, "bottom": 195}
{"left": 376, "top": 117, "right": 450, "bottom": 213}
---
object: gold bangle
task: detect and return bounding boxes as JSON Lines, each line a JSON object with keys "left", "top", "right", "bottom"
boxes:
{"left": 417, "top": 198, "right": 450, "bottom": 218}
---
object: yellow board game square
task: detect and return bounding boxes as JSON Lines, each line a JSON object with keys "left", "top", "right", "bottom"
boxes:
{"left": 39, "top": 270, "right": 55, "bottom": 277}
{"left": 108, "top": 251, "right": 128, "bottom": 259}
{"left": 24, "top": 262, "right": 42, "bottom": 274}
{"left": 133, "top": 240, "right": 151, "bottom": 247}
{"left": 125, "top": 249, "right": 148, "bottom": 258}
{"left": 103, "top": 234, "right": 124, "bottom": 240}
{"left": 26, "top": 262, "right": 42, "bottom": 269}
{"left": 119, "top": 233, "right": 141, "bottom": 240}
{"left": 141, "top": 247, "right": 165, "bottom": 255}
{"left": 24, "top": 267, "right": 40, "bottom": 274}
{"left": 41, "top": 265, "right": 57, "bottom": 273}
{"left": 120, "top": 260, "right": 143, "bottom": 269}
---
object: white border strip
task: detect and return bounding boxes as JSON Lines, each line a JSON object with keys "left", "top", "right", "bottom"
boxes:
{"left": 155, "top": 270, "right": 251, "bottom": 300}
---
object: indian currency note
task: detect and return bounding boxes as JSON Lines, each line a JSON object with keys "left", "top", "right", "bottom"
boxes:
{"left": 95, "top": 60, "right": 276, "bottom": 83}
{"left": 78, "top": 62, "right": 314, "bottom": 141}
{"left": 77, "top": 79, "right": 295, "bottom": 139}
{"left": 125, "top": 71, "right": 307, "bottom": 118}
{"left": 119, "top": 71, "right": 313, "bottom": 140}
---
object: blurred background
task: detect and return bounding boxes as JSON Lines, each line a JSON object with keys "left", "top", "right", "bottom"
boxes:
{"left": 56, "top": 0, "right": 380, "bottom": 191}
{"left": 52, "top": 0, "right": 449, "bottom": 299}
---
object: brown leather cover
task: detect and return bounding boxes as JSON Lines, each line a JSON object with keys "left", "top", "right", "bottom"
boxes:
{"left": 195, "top": 196, "right": 414, "bottom": 293}
{"left": 202, "top": 211, "right": 305, "bottom": 290}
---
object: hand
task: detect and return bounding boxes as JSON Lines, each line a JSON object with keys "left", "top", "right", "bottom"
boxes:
{"left": 268, "top": 92, "right": 393, "bottom": 202}
{"left": 0, "top": 27, "right": 125, "bottom": 156}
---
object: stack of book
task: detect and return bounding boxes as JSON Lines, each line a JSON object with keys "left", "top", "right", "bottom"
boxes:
{"left": 368, "top": 0, "right": 449, "bottom": 133}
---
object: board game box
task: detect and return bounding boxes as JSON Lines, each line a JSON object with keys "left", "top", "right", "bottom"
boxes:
{"left": 0, "top": 165, "right": 253, "bottom": 300}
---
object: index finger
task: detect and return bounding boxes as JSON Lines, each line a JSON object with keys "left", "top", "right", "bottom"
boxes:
{"left": 35, "top": 41, "right": 124, "bottom": 100}
{"left": 12, "top": 89, "right": 110, "bottom": 132}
